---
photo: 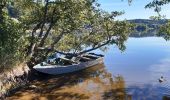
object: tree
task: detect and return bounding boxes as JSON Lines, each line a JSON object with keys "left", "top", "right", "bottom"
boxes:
{"left": 1, "top": 0, "right": 133, "bottom": 69}
{"left": 13, "top": 0, "right": 132, "bottom": 65}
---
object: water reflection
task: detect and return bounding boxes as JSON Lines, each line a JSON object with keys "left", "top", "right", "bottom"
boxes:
{"left": 6, "top": 37, "right": 170, "bottom": 100}
{"left": 6, "top": 64, "right": 131, "bottom": 100}
{"left": 96, "top": 37, "right": 170, "bottom": 100}
{"left": 150, "top": 58, "right": 170, "bottom": 73}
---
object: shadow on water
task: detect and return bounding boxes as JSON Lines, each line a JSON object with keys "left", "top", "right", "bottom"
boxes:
{"left": 5, "top": 64, "right": 170, "bottom": 100}
{"left": 6, "top": 64, "right": 131, "bottom": 100}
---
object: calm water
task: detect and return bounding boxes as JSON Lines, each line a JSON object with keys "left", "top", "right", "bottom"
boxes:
{"left": 6, "top": 37, "right": 170, "bottom": 100}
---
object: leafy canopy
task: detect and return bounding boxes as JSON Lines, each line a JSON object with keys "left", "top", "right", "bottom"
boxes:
{"left": 0, "top": 0, "right": 133, "bottom": 68}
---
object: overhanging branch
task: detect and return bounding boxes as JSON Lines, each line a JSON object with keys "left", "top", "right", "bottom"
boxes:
{"left": 77, "top": 40, "right": 112, "bottom": 55}
{"left": 37, "top": 39, "right": 113, "bottom": 56}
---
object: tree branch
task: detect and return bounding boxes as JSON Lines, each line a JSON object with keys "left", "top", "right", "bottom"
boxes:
{"left": 77, "top": 40, "right": 112, "bottom": 55}
{"left": 38, "top": 0, "right": 49, "bottom": 38}
{"left": 38, "top": 5, "right": 58, "bottom": 47}
{"left": 37, "top": 39, "right": 113, "bottom": 57}
{"left": 38, "top": 22, "right": 55, "bottom": 47}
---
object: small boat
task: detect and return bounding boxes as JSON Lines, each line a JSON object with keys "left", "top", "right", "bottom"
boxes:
{"left": 33, "top": 53, "right": 104, "bottom": 75}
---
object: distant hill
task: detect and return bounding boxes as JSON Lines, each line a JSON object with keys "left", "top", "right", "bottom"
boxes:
{"left": 128, "top": 19, "right": 168, "bottom": 30}
{"left": 128, "top": 19, "right": 168, "bottom": 25}
{"left": 128, "top": 19, "right": 168, "bottom": 37}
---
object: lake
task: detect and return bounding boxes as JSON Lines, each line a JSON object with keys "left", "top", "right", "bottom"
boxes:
{"left": 6, "top": 37, "right": 170, "bottom": 100}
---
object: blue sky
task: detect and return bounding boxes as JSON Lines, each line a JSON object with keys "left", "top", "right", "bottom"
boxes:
{"left": 98, "top": 0, "right": 170, "bottom": 20}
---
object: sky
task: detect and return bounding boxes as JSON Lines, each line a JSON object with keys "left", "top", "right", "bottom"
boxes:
{"left": 98, "top": 0, "right": 170, "bottom": 20}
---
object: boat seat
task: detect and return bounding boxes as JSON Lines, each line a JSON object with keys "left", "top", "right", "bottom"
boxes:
{"left": 80, "top": 56, "right": 92, "bottom": 61}
{"left": 60, "top": 57, "right": 78, "bottom": 63}
{"left": 71, "top": 57, "right": 81, "bottom": 62}
{"left": 83, "top": 54, "right": 98, "bottom": 59}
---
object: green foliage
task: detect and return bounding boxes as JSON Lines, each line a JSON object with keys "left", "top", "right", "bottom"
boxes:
{"left": 0, "top": 5, "right": 27, "bottom": 69}
{"left": 158, "top": 21, "right": 170, "bottom": 40}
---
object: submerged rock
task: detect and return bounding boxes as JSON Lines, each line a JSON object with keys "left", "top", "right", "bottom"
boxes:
{"left": 158, "top": 76, "right": 166, "bottom": 83}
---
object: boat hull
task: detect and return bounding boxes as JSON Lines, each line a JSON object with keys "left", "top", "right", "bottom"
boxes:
{"left": 33, "top": 57, "right": 104, "bottom": 75}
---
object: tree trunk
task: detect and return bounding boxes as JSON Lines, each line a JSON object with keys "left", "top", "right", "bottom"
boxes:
{"left": 27, "top": 22, "right": 42, "bottom": 57}
{"left": 38, "top": 5, "right": 58, "bottom": 47}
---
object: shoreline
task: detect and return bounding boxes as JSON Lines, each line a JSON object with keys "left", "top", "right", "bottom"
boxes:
{"left": 0, "top": 63, "right": 30, "bottom": 99}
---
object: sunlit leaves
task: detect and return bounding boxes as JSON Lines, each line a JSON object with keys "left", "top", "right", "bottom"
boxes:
{"left": 54, "top": 10, "right": 132, "bottom": 53}
{"left": 158, "top": 21, "right": 170, "bottom": 40}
